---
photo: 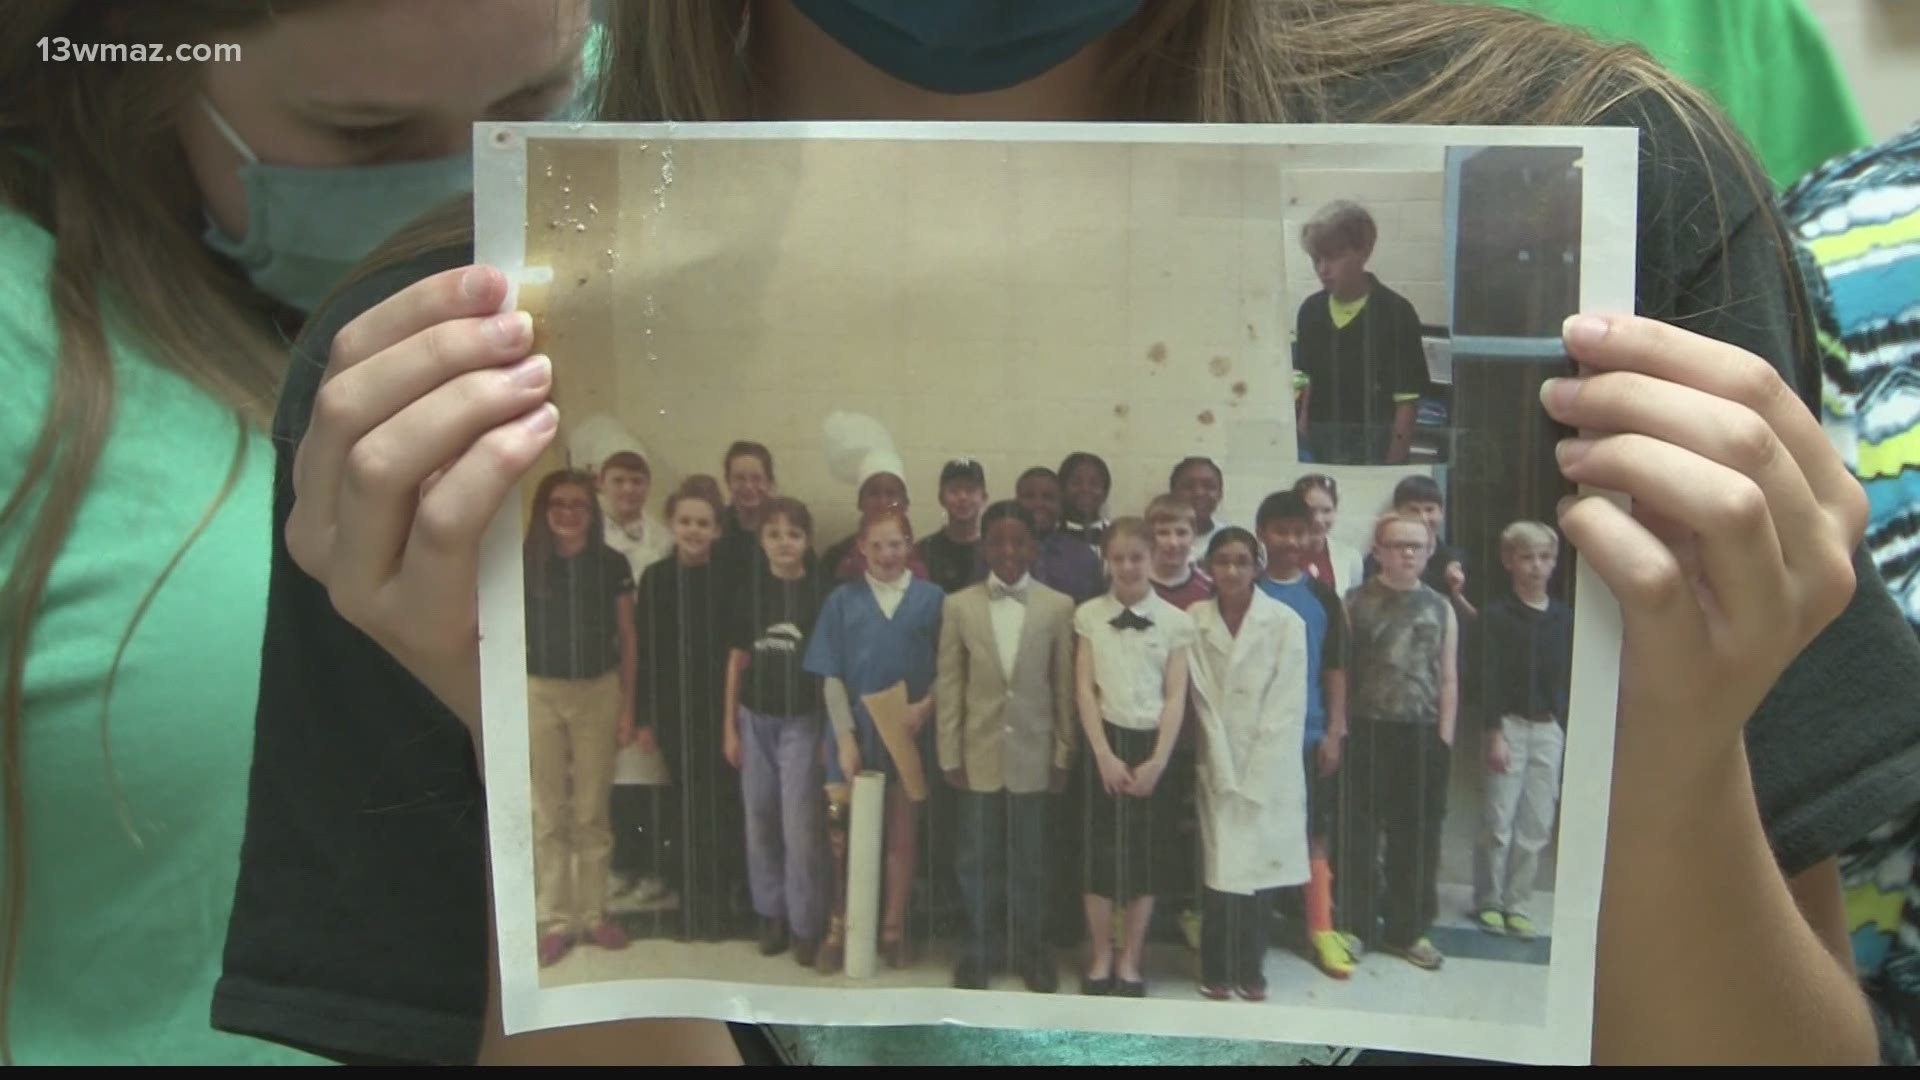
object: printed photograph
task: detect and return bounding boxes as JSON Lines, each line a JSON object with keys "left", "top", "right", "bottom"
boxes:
{"left": 472, "top": 122, "right": 1631, "bottom": 1064}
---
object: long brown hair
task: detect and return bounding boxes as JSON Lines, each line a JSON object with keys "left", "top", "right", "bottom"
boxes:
{"left": 522, "top": 469, "right": 608, "bottom": 599}
{"left": 0, "top": 1, "right": 328, "bottom": 1059}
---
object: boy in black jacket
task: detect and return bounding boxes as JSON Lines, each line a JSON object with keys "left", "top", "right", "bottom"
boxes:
{"left": 1293, "top": 199, "right": 1430, "bottom": 466}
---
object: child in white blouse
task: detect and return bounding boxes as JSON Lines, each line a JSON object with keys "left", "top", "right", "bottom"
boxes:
{"left": 1072, "top": 517, "right": 1196, "bottom": 998}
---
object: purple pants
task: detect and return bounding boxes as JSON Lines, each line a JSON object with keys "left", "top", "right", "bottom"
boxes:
{"left": 738, "top": 706, "right": 829, "bottom": 940}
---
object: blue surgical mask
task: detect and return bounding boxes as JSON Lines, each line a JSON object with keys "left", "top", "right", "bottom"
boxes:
{"left": 198, "top": 97, "right": 474, "bottom": 314}
{"left": 788, "top": 0, "right": 1144, "bottom": 96}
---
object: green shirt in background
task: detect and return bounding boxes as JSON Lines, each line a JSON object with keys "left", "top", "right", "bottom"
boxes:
{"left": 1475, "top": 0, "right": 1872, "bottom": 188}
{"left": 0, "top": 206, "right": 321, "bottom": 1065}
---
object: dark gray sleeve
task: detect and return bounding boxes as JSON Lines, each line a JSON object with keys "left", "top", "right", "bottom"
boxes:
{"left": 216, "top": 241, "right": 493, "bottom": 1066}
{"left": 1634, "top": 120, "right": 1920, "bottom": 876}
{"left": 1748, "top": 547, "right": 1920, "bottom": 877}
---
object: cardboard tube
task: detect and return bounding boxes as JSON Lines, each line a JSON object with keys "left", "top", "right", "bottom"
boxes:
{"left": 861, "top": 682, "right": 928, "bottom": 802}
{"left": 843, "top": 770, "right": 886, "bottom": 979}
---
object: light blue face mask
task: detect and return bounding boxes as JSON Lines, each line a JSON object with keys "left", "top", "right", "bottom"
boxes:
{"left": 198, "top": 96, "right": 475, "bottom": 314}
{"left": 199, "top": 20, "right": 604, "bottom": 313}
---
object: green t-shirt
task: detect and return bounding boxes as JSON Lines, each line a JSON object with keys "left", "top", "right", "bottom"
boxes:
{"left": 1476, "top": 0, "right": 1871, "bottom": 188}
{"left": 0, "top": 206, "right": 320, "bottom": 1065}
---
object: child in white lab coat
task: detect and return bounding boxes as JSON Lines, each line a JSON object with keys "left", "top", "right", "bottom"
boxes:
{"left": 1187, "top": 528, "right": 1312, "bottom": 1000}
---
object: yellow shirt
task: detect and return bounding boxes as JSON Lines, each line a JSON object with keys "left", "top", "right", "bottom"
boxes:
{"left": 1328, "top": 291, "right": 1369, "bottom": 329}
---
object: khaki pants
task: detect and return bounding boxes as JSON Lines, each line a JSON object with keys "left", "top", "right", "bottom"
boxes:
{"left": 1473, "top": 715, "right": 1566, "bottom": 917}
{"left": 530, "top": 671, "right": 622, "bottom": 935}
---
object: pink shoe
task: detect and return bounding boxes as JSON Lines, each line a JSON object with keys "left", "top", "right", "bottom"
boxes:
{"left": 590, "top": 919, "right": 630, "bottom": 950}
{"left": 538, "top": 932, "right": 576, "bottom": 968}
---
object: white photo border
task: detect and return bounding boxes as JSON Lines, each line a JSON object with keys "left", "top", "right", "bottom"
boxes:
{"left": 472, "top": 119, "right": 1635, "bottom": 1066}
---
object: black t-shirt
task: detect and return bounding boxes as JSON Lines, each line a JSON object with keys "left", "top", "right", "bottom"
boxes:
{"left": 1426, "top": 542, "right": 1465, "bottom": 596}
{"left": 1310, "top": 574, "right": 1350, "bottom": 675}
{"left": 712, "top": 507, "right": 764, "bottom": 589}
{"left": 731, "top": 565, "right": 830, "bottom": 717}
{"left": 819, "top": 533, "right": 858, "bottom": 583}
{"left": 214, "top": 75, "right": 1920, "bottom": 1070}
{"left": 1297, "top": 275, "right": 1429, "bottom": 465}
{"left": 918, "top": 530, "right": 986, "bottom": 594}
{"left": 524, "top": 545, "right": 632, "bottom": 680}
{"left": 1482, "top": 591, "right": 1575, "bottom": 728}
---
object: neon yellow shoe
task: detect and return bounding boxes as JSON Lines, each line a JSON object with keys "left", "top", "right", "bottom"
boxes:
{"left": 1310, "top": 930, "right": 1356, "bottom": 979}
{"left": 1474, "top": 908, "right": 1506, "bottom": 935}
{"left": 1505, "top": 913, "right": 1537, "bottom": 940}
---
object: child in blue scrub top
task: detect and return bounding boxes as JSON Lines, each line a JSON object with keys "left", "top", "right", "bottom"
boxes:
{"left": 803, "top": 506, "right": 945, "bottom": 975}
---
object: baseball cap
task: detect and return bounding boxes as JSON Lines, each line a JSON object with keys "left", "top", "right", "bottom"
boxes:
{"left": 939, "top": 457, "right": 986, "bottom": 489}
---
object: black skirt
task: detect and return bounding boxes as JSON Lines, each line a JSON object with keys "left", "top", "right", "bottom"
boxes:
{"left": 1084, "top": 722, "right": 1168, "bottom": 904}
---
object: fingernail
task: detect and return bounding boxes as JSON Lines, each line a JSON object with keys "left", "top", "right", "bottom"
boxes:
{"left": 523, "top": 402, "right": 558, "bottom": 434}
{"left": 1563, "top": 314, "right": 1610, "bottom": 349}
{"left": 460, "top": 266, "right": 492, "bottom": 302}
{"left": 1556, "top": 495, "right": 1579, "bottom": 518}
{"left": 484, "top": 311, "right": 532, "bottom": 348}
{"left": 1540, "top": 377, "right": 1580, "bottom": 412}
{"left": 1556, "top": 437, "right": 1593, "bottom": 466}
{"left": 507, "top": 353, "right": 551, "bottom": 388}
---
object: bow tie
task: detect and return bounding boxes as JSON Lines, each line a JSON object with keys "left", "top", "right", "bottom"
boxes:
{"left": 990, "top": 581, "right": 1028, "bottom": 603}
{"left": 1110, "top": 608, "right": 1154, "bottom": 632}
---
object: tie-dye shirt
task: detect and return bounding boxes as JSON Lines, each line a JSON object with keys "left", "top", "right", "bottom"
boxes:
{"left": 1783, "top": 120, "right": 1920, "bottom": 1064}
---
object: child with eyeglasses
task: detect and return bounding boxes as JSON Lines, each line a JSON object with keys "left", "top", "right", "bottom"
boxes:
{"left": 1339, "top": 510, "right": 1459, "bottom": 972}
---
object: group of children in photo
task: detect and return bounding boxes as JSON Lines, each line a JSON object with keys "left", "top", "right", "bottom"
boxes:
{"left": 521, "top": 436, "right": 1575, "bottom": 1004}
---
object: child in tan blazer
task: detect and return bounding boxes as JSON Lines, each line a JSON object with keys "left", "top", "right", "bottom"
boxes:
{"left": 936, "top": 501, "right": 1077, "bottom": 993}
